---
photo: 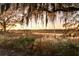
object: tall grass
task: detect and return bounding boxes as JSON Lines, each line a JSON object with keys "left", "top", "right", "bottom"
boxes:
{"left": 0, "top": 34, "right": 79, "bottom": 56}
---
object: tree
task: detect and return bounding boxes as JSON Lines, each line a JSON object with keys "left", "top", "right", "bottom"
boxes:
{"left": 1, "top": 3, "right": 79, "bottom": 32}
{"left": 0, "top": 4, "right": 18, "bottom": 32}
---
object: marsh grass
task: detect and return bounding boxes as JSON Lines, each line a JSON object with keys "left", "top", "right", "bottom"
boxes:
{"left": 0, "top": 32, "right": 79, "bottom": 55}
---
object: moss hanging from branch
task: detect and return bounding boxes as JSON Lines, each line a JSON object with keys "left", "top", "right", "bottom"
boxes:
{"left": 46, "top": 11, "right": 48, "bottom": 27}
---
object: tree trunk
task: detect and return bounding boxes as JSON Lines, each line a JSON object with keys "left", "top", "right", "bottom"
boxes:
{"left": 3, "top": 19, "right": 6, "bottom": 32}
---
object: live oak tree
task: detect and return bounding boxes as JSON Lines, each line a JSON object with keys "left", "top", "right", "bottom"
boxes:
{"left": 0, "top": 3, "right": 79, "bottom": 35}
{"left": 0, "top": 4, "right": 18, "bottom": 32}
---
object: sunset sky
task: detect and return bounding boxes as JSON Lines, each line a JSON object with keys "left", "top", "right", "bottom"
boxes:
{"left": 9, "top": 11, "right": 65, "bottom": 30}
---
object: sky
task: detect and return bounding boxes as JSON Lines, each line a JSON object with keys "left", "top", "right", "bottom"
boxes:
{"left": 9, "top": 11, "right": 65, "bottom": 30}
{"left": 9, "top": 11, "right": 79, "bottom": 30}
